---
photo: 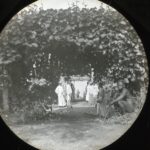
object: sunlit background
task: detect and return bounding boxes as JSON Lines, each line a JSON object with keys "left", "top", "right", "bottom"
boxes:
{"left": 33, "top": 0, "right": 109, "bottom": 10}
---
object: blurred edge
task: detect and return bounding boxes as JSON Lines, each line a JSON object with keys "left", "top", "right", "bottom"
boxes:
{"left": 0, "top": 0, "right": 149, "bottom": 150}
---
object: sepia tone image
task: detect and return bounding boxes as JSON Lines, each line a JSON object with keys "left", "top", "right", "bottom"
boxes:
{"left": 0, "top": 0, "right": 149, "bottom": 150}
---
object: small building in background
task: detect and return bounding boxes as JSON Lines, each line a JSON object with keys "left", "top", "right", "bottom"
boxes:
{"left": 70, "top": 75, "right": 90, "bottom": 101}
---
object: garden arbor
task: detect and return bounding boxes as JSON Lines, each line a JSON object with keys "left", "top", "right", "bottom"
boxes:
{"left": 0, "top": 6, "right": 147, "bottom": 113}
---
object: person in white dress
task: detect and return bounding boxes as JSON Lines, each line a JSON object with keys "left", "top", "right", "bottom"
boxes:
{"left": 85, "top": 81, "right": 92, "bottom": 102}
{"left": 55, "top": 82, "right": 66, "bottom": 107}
{"left": 66, "top": 80, "right": 72, "bottom": 107}
{"left": 85, "top": 81, "right": 99, "bottom": 105}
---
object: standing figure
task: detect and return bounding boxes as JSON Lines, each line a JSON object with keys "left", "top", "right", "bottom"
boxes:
{"left": 96, "top": 84, "right": 112, "bottom": 119}
{"left": 103, "top": 84, "right": 113, "bottom": 118}
{"left": 96, "top": 85, "right": 104, "bottom": 116}
{"left": 85, "top": 81, "right": 91, "bottom": 102}
{"left": 70, "top": 82, "right": 75, "bottom": 100}
{"left": 85, "top": 81, "right": 93, "bottom": 103}
{"left": 86, "top": 81, "right": 99, "bottom": 105}
{"left": 55, "top": 82, "right": 66, "bottom": 107}
{"left": 92, "top": 83, "right": 99, "bottom": 105}
{"left": 66, "top": 80, "right": 72, "bottom": 107}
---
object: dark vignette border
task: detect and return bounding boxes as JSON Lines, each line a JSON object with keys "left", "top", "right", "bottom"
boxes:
{"left": 0, "top": 0, "right": 149, "bottom": 150}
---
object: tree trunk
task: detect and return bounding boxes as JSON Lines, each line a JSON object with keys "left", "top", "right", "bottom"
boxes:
{"left": 2, "top": 87, "right": 9, "bottom": 112}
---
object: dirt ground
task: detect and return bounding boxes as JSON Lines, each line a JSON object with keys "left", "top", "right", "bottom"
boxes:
{"left": 5, "top": 101, "right": 138, "bottom": 150}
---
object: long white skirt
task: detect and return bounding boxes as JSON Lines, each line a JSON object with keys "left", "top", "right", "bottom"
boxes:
{"left": 58, "top": 95, "right": 66, "bottom": 106}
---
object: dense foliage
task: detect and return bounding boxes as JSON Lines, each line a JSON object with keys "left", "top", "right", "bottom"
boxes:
{"left": 0, "top": 5, "right": 148, "bottom": 120}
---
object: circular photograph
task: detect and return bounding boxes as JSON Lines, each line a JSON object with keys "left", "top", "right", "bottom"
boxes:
{"left": 0, "top": 0, "right": 149, "bottom": 150}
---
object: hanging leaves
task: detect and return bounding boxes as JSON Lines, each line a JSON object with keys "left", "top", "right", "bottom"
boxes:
{"left": 0, "top": 5, "right": 148, "bottom": 95}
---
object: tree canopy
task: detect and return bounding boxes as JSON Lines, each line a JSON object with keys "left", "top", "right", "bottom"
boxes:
{"left": 0, "top": 5, "right": 148, "bottom": 107}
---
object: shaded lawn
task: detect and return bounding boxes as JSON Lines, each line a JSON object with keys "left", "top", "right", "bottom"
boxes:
{"left": 10, "top": 118, "right": 129, "bottom": 150}
{"left": 3, "top": 101, "right": 136, "bottom": 150}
